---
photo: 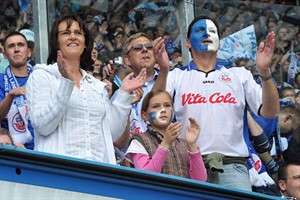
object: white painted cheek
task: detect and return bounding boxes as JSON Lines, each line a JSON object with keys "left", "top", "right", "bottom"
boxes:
{"left": 207, "top": 34, "right": 219, "bottom": 51}
{"left": 156, "top": 108, "right": 169, "bottom": 124}
{"left": 206, "top": 20, "right": 219, "bottom": 52}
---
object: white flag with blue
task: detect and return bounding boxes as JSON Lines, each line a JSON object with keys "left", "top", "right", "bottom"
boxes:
{"left": 217, "top": 25, "right": 257, "bottom": 68}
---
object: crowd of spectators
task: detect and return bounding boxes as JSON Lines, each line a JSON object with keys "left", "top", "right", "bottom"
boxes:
{"left": 0, "top": 0, "right": 300, "bottom": 199}
{"left": 1, "top": 0, "right": 299, "bottom": 77}
{"left": 195, "top": 0, "right": 300, "bottom": 98}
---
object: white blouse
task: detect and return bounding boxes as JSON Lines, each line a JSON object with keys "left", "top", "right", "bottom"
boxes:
{"left": 26, "top": 63, "right": 133, "bottom": 164}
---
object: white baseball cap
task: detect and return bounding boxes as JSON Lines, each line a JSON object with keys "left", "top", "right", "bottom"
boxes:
{"left": 20, "top": 29, "right": 34, "bottom": 42}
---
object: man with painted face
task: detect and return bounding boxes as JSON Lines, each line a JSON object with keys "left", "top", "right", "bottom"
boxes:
{"left": 151, "top": 15, "right": 279, "bottom": 191}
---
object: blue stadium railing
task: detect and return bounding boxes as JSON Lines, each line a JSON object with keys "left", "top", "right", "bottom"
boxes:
{"left": 0, "top": 144, "right": 281, "bottom": 199}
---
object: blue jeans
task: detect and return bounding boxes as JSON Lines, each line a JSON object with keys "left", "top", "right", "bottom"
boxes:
{"left": 207, "top": 163, "right": 252, "bottom": 191}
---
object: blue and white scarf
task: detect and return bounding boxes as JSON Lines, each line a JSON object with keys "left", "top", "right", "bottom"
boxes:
{"left": 4, "top": 66, "right": 32, "bottom": 144}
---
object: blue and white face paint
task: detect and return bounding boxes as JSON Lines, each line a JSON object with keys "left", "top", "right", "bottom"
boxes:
{"left": 190, "top": 19, "right": 219, "bottom": 52}
{"left": 149, "top": 107, "right": 173, "bottom": 125}
{"left": 156, "top": 108, "right": 169, "bottom": 124}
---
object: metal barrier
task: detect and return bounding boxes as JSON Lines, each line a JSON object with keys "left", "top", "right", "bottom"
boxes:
{"left": 0, "top": 144, "right": 281, "bottom": 200}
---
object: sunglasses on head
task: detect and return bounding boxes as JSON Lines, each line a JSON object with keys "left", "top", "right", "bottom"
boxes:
{"left": 126, "top": 43, "right": 153, "bottom": 54}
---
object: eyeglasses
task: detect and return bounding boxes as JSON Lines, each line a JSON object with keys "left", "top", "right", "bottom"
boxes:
{"left": 126, "top": 43, "right": 153, "bottom": 54}
{"left": 58, "top": 30, "right": 84, "bottom": 37}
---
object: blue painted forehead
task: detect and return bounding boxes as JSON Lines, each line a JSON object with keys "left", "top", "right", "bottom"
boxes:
{"left": 192, "top": 19, "right": 216, "bottom": 30}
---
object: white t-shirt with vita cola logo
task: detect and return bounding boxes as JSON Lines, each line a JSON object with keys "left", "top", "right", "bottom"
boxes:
{"left": 167, "top": 61, "right": 262, "bottom": 157}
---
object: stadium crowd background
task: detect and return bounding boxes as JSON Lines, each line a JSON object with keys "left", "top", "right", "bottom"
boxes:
{"left": 0, "top": 0, "right": 300, "bottom": 90}
{"left": 0, "top": 1, "right": 299, "bottom": 62}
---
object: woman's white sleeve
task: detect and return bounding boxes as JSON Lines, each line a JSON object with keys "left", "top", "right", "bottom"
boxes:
{"left": 26, "top": 69, "right": 74, "bottom": 136}
{"left": 108, "top": 89, "right": 134, "bottom": 141}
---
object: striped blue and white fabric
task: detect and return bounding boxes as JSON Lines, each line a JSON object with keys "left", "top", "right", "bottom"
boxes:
{"left": 217, "top": 25, "right": 257, "bottom": 68}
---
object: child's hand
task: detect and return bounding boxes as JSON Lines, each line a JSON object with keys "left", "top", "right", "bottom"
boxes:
{"left": 185, "top": 117, "right": 200, "bottom": 152}
{"left": 161, "top": 122, "right": 182, "bottom": 149}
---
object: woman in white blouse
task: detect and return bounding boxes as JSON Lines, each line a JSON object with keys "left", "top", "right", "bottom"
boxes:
{"left": 26, "top": 14, "right": 146, "bottom": 164}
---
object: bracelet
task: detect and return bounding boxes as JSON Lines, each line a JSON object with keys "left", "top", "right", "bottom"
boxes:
{"left": 258, "top": 74, "right": 272, "bottom": 81}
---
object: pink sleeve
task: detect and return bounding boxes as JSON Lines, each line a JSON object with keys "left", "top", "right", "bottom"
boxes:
{"left": 189, "top": 150, "right": 207, "bottom": 181}
{"left": 131, "top": 145, "right": 169, "bottom": 173}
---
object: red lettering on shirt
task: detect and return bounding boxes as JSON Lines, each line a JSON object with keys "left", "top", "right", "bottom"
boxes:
{"left": 209, "top": 92, "right": 237, "bottom": 104}
{"left": 182, "top": 92, "right": 237, "bottom": 106}
{"left": 182, "top": 93, "right": 207, "bottom": 106}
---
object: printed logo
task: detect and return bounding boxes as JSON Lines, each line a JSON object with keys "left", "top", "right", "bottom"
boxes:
{"left": 219, "top": 73, "right": 232, "bottom": 82}
{"left": 251, "top": 153, "right": 262, "bottom": 172}
{"left": 203, "top": 80, "right": 214, "bottom": 84}
{"left": 182, "top": 92, "right": 237, "bottom": 106}
{"left": 12, "top": 113, "right": 26, "bottom": 133}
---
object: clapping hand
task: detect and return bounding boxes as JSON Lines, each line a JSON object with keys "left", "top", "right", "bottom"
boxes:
{"left": 57, "top": 50, "right": 74, "bottom": 81}
{"left": 185, "top": 117, "right": 200, "bottom": 152}
{"left": 161, "top": 122, "right": 182, "bottom": 149}
{"left": 131, "top": 87, "right": 144, "bottom": 104}
{"left": 153, "top": 37, "right": 171, "bottom": 73}
{"left": 101, "top": 79, "right": 113, "bottom": 98}
{"left": 102, "top": 60, "right": 115, "bottom": 81}
{"left": 256, "top": 32, "right": 275, "bottom": 76}
{"left": 121, "top": 68, "right": 146, "bottom": 94}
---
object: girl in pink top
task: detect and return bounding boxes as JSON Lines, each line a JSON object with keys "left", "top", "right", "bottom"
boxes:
{"left": 125, "top": 90, "right": 207, "bottom": 181}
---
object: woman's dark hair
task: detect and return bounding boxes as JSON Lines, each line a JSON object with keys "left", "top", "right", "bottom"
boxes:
{"left": 141, "top": 90, "right": 173, "bottom": 115}
{"left": 47, "top": 14, "right": 93, "bottom": 70}
{"left": 187, "top": 15, "right": 221, "bottom": 39}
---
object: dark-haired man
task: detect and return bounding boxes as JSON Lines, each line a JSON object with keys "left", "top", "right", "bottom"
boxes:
{"left": 0, "top": 31, "right": 34, "bottom": 149}
{"left": 152, "top": 15, "right": 279, "bottom": 191}
{"left": 278, "top": 161, "right": 300, "bottom": 199}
